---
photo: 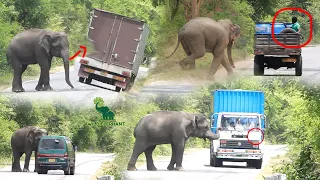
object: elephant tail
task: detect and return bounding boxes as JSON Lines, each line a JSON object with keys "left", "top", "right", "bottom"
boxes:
{"left": 165, "top": 33, "right": 182, "bottom": 59}
{"left": 6, "top": 51, "right": 11, "bottom": 66}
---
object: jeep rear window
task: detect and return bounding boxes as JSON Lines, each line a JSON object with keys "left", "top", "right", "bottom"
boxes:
{"left": 40, "top": 139, "right": 65, "bottom": 149}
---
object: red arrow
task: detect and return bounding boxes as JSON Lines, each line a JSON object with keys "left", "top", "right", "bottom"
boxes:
{"left": 69, "top": 45, "right": 87, "bottom": 61}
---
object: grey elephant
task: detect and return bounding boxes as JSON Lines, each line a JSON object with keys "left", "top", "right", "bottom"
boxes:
{"left": 166, "top": 17, "right": 241, "bottom": 80}
{"left": 11, "top": 126, "right": 48, "bottom": 172}
{"left": 6, "top": 28, "right": 74, "bottom": 92}
{"left": 127, "top": 110, "right": 221, "bottom": 171}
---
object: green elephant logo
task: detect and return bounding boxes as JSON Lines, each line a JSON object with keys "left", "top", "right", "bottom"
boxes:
{"left": 94, "top": 97, "right": 115, "bottom": 120}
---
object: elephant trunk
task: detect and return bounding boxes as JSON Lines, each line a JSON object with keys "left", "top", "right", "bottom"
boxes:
{"left": 62, "top": 55, "right": 74, "bottom": 89}
{"left": 205, "top": 129, "right": 220, "bottom": 140}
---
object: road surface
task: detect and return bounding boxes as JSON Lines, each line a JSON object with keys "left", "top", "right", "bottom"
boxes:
{"left": 0, "top": 153, "right": 115, "bottom": 180}
{"left": 123, "top": 145, "right": 287, "bottom": 180}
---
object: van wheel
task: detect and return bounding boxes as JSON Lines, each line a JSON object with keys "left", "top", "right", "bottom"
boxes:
{"left": 85, "top": 77, "right": 92, "bottom": 84}
{"left": 43, "top": 169, "right": 48, "bottom": 174}
{"left": 64, "top": 167, "right": 70, "bottom": 175}
{"left": 70, "top": 166, "right": 75, "bottom": 175}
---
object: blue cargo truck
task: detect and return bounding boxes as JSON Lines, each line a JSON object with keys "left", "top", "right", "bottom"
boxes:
{"left": 254, "top": 22, "right": 302, "bottom": 76}
{"left": 209, "top": 89, "right": 266, "bottom": 169}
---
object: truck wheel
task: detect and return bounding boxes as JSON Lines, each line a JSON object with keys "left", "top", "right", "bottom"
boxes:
{"left": 85, "top": 77, "right": 92, "bottom": 84}
{"left": 254, "top": 158, "right": 263, "bottom": 169}
{"left": 115, "top": 87, "right": 121, "bottom": 92}
{"left": 79, "top": 77, "right": 85, "bottom": 83}
{"left": 254, "top": 55, "right": 264, "bottom": 76}
{"left": 212, "top": 154, "right": 223, "bottom": 167}
{"left": 124, "top": 75, "right": 136, "bottom": 92}
{"left": 295, "top": 55, "right": 302, "bottom": 76}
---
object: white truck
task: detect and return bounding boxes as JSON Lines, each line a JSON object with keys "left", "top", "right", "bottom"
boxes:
{"left": 77, "top": 8, "right": 150, "bottom": 92}
{"left": 210, "top": 90, "right": 266, "bottom": 169}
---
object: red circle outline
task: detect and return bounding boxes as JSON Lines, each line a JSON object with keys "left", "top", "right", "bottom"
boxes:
{"left": 246, "top": 128, "right": 264, "bottom": 145}
{"left": 272, "top": 7, "right": 313, "bottom": 48}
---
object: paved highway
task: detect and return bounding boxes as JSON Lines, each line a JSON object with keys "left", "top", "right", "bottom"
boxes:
{"left": 123, "top": 145, "right": 287, "bottom": 180}
{"left": 0, "top": 153, "right": 115, "bottom": 180}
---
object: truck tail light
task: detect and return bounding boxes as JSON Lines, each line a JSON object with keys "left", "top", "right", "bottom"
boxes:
{"left": 37, "top": 152, "right": 40, "bottom": 157}
{"left": 122, "top": 70, "right": 130, "bottom": 76}
{"left": 64, "top": 152, "right": 68, "bottom": 158}
{"left": 80, "top": 59, "right": 88, "bottom": 65}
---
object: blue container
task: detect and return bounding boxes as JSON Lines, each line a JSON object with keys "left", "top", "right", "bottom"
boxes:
{"left": 210, "top": 89, "right": 265, "bottom": 133}
{"left": 255, "top": 22, "right": 293, "bottom": 34}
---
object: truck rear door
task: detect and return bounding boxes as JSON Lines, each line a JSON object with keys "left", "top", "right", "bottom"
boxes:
{"left": 87, "top": 9, "right": 144, "bottom": 70}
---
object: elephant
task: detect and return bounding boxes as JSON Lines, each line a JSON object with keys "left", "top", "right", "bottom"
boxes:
{"left": 127, "top": 110, "right": 221, "bottom": 171}
{"left": 166, "top": 17, "right": 241, "bottom": 80}
{"left": 6, "top": 28, "right": 74, "bottom": 92}
{"left": 95, "top": 102, "right": 115, "bottom": 120}
{"left": 11, "top": 126, "right": 48, "bottom": 172}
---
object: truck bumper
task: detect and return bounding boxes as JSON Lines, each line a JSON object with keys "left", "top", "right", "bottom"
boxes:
{"left": 216, "top": 149, "right": 263, "bottom": 160}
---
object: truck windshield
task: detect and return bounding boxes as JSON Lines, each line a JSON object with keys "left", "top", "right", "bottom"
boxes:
{"left": 220, "top": 115, "right": 260, "bottom": 131}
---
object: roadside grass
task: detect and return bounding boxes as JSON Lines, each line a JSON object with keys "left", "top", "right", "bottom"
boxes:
{"left": 255, "top": 154, "right": 288, "bottom": 180}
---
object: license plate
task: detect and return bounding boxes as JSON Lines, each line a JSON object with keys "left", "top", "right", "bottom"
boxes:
{"left": 48, "top": 159, "right": 56, "bottom": 163}
{"left": 233, "top": 149, "right": 245, "bottom": 153}
{"left": 282, "top": 58, "right": 296, "bottom": 62}
{"left": 236, "top": 154, "right": 243, "bottom": 157}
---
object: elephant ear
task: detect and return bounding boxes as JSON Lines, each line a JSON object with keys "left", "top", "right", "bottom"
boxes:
{"left": 27, "top": 130, "right": 35, "bottom": 144}
{"left": 194, "top": 115, "right": 199, "bottom": 128}
{"left": 40, "top": 34, "right": 52, "bottom": 55}
{"left": 230, "top": 24, "right": 241, "bottom": 40}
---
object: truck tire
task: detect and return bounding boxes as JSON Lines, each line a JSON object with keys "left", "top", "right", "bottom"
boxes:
{"left": 254, "top": 158, "right": 263, "bottom": 169}
{"left": 79, "top": 77, "right": 85, "bottom": 83}
{"left": 85, "top": 77, "right": 92, "bottom": 84}
{"left": 295, "top": 55, "right": 302, "bottom": 76}
{"left": 212, "top": 154, "right": 223, "bottom": 167}
{"left": 124, "top": 74, "right": 136, "bottom": 92}
{"left": 254, "top": 55, "right": 264, "bottom": 76}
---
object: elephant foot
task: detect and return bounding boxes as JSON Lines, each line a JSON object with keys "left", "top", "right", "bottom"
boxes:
{"left": 42, "top": 85, "right": 53, "bottom": 91}
{"left": 35, "top": 85, "right": 43, "bottom": 91}
{"left": 206, "top": 75, "right": 215, "bottom": 81}
{"left": 147, "top": 166, "right": 157, "bottom": 171}
{"left": 178, "top": 61, "right": 188, "bottom": 70}
{"left": 12, "top": 168, "right": 22, "bottom": 172}
{"left": 22, "top": 168, "right": 30, "bottom": 172}
{"left": 174, "top": 166, "right": 184, "bottom": 171}
{"left": 167, "top": 165, "right": 175, "bottom": 170}
{"left": 127, "top": 164, "right": 137, "bottom": 171}
{"left": 12, "top": 87, "right": 24, "bottom": 93}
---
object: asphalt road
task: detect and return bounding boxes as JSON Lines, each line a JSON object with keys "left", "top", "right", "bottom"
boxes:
{"left": 123, "top": 145, "right": 288, "bottom": 180}
{"left": 0, "top": 153, "right": 115, "bottom": 180}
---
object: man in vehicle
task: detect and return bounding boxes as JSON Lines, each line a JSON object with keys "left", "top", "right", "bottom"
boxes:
{"left": 291, "top": 16, "right": 301, "bottom": 33}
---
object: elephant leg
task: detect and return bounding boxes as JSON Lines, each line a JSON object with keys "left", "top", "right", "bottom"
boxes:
{"left": 173, "top": 140, "right": 186, "bottom": 171}
{"left": 12, "top": 149, "right": 22, "bottom": 172}
{"left": 181, "top": 42, "right": 196, "bottom": 70}
{"left": 23, "top": 150, "right": 32, "bottom": 172}
{"left": 145, "top": 145, "right": 157, "bottom": 171}
{"left": 207, "top": 48, "right": 226, "bottom": 80}
{"left": 11, "top": 57, "right": 24, "bottom": 92}
{"left": 18, "top": 65, "right": 28, "bottom": 92}
{"left": 35, "top": 74, "right": 44, "bottom": 91}
{"left": 179, "top": 53, "right": 204, "bottom": 70}
{"left": 127, "top": 140, "right": 148, "bottom": 171}
{"left": 34, "top": 149, "right": 39, "bottom": 172}
{"left": 167, "top": 143, "right": 176, "bottom": 170}
{"left": 221, "top": 56, "right": 234, "bottom": 76}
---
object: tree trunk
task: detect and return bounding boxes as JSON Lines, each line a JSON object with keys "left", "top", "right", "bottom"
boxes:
{"left": 182, "top": 0, "right": 202, "bottom": 21}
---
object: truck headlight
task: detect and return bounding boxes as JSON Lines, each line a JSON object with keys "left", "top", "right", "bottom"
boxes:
{"left": 220, "top": 139, "right": 227, "bottom": 147}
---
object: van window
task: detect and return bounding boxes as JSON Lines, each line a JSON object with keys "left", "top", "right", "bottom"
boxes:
{"left": 40, "top": 139, "right": 65, "bottom": 149}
